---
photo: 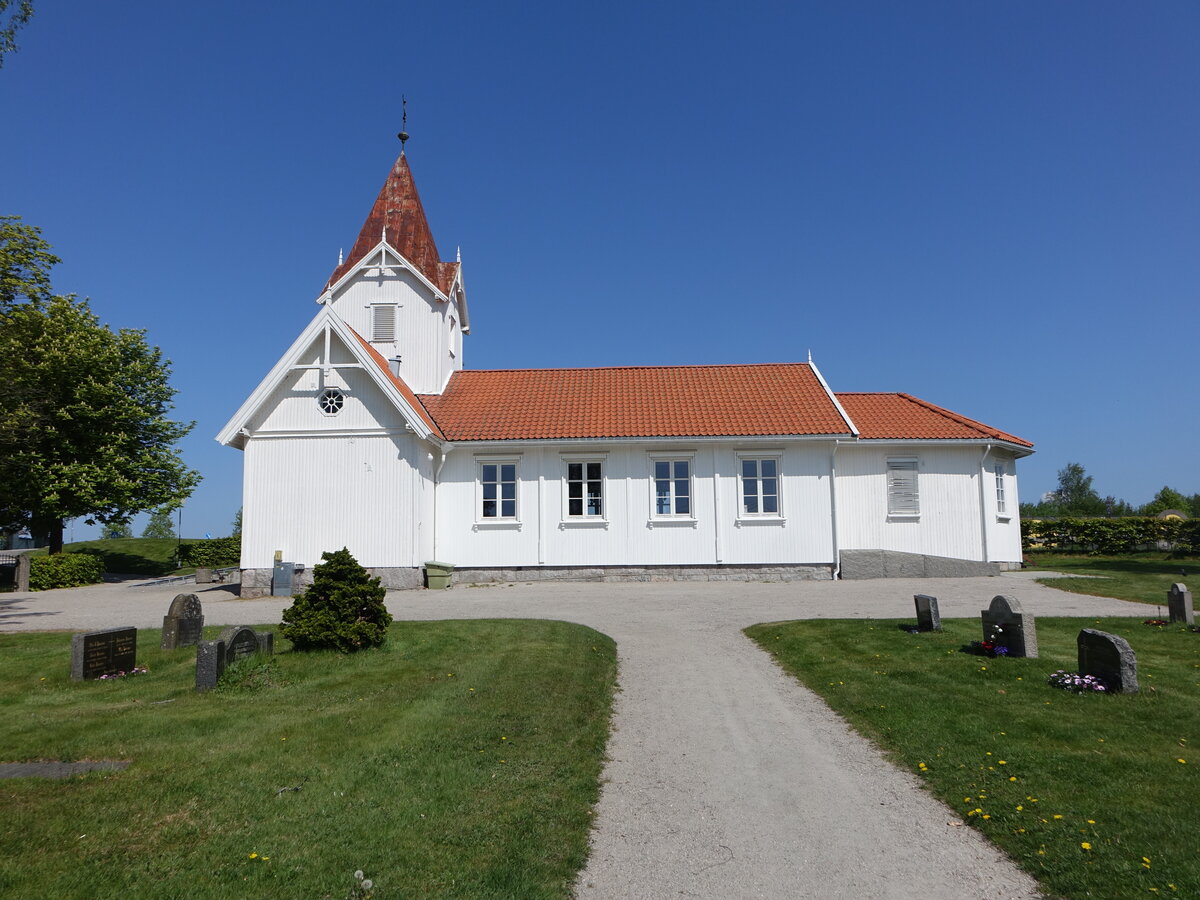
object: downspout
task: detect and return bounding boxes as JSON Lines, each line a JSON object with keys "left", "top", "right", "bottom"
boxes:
{"left": 829, "top": 442, "right": 841, "bottom": 579}
{"left": 432, "top": 445, "right": 452, "bottom": 563}
{"left": 978, "top": 444, "right": 993, "bottom": 563}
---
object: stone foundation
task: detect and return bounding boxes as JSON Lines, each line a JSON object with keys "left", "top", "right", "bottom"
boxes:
{"left": 838, "top": 549, "right": 1001, "bottom": 579}
{"left": 238, "top": 566, "right": 423, "bottom": 598}
{"left": 451, "top": 563, "right": 834, "bottom": 585}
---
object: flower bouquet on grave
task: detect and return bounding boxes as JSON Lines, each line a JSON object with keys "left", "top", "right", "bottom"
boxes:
{"left": 1047, "top": 670, "right": 1108, "bottom": 693}
{"left": 963, "top": 624, "right": 1010, "bottom": 658}
{"left": 98, "top": 666, "right": 149, "bottom": 680}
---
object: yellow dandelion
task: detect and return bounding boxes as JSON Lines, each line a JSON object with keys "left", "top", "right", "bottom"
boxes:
{"left": 1177, "top": 758, "right": 1186, "bottom": 764}
{"left": 998, "top": 760, "right": 1007, "bottom": 765}
{"left": 249, "top": 852, "right": 258, "bottom": 859}
{"left": 1081, "top": 842, "right": 1092, "bottom": 851}
{"left": 1053, "top": 814, "right": 1063, "bottom": 820}
{"left": 982, "top": 814, "right": 991, "bottom": 820}
{"left": 1016, "top": 805, "right": 1024, "bottom": 811}
{"left": 1009, "top": 776, "right": 1017, "bottom": 782}
{"left": 1087, "top": 819, "right": 1096, "bottom": 824}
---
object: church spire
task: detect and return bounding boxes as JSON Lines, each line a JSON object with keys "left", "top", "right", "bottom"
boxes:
{"left": 326, "top": 139, "right": 458, "bottom": 295}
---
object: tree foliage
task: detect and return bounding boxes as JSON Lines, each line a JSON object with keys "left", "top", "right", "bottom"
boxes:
{"left": 0, "top": 0, "right": 34, "bottom": 70}
{"left": 280, "top": 548, "right": 392, "bottom": 653}
{"left": 102, "top": 520, "right": 133, "bottom": 540}
{"left": 1139, "top": 486, "right": 1191, "bottom": 518}
{"left": 0, "top": 222, "right": 199, "bottom": 552}
{"left": 1, "top": 216, "right": 58, "bottom": 307}
{"left": 142, "top": 506, "right": 178, "bottom": 539}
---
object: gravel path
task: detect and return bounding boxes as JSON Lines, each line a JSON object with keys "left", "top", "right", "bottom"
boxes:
{"left": 1, "top": 573, "right": 1146, "bottom": 898}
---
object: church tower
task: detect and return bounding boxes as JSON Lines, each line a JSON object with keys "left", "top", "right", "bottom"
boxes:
{"left": 317, "top": 148, "right": 469, "bottom": 395}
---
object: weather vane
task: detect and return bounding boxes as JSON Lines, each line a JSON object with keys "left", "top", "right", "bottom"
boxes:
{"left": 398, "top": 96, "right": 409, "bottom": 149}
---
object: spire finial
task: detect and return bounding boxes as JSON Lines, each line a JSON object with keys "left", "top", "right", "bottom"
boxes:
{"left": 807, "top": 348, "right": 813, "bottom": 364}
{"left": 397, "top": 96, "right": 409, "bottom": 151}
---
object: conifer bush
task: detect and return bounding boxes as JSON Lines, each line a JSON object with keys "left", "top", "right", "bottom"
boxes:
{"left": 279, "top": 548, "right": 392, "bottom": 652}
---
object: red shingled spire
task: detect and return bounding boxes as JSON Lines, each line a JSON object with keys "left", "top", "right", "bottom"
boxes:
{"left": 326, "top": 152, "right": 458, "bottom": 295}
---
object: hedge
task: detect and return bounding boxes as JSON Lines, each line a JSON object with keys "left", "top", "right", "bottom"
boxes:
{"left": 29, "top": 553, "right": 106, "bottom": 591}
{"left": 1022, "top": 517, "right": 1200, "bottom": 555}
{"left": 177, "top": 536, "right": 241, "bottom": 568}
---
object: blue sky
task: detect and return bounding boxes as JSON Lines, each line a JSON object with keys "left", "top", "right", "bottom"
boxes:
{"left": 2, "top": 1, "right": 1197, "bottom": 540}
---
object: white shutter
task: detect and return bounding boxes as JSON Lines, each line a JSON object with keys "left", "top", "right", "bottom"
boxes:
{"left": 887, "top": 458, "right": 919, "bottom": 515}
{"left": 371, "top": 305, "right": 396, "bottom": 342}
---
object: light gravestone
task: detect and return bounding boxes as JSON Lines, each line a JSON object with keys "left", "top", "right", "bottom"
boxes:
{"left": 195, "top": 626, "right": 274, "bottom": 692}
{"left": 1078, "top": 629, "right": 1138, "bottom": 693}
{"left": 913, "top": 594, "right": 942, "bottom": 632}
{"left": 1167, "top": 583, "right": 1193, "bottom": 625}
{"left": 980, "top": 595, "right": 1038, "bottom": 658}
{"left": 160, "top": 593, "right": 205, "bottom": 649}
{"left": 71, "top": 627, "right": 137, "bottom": 680}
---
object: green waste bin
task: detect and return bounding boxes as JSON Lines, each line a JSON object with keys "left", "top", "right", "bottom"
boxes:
{"left": 424, "top": 561, "right": 454, "bottom": 589}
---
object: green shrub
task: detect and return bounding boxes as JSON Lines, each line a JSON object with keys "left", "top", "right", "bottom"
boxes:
{"left": 279, "top": 548, "right": 391, "bottom": 652}
{"left": 1023, "top": 516, "right": 1200, "bottom": 555}
{"left": 29, "top": 553, "right": 105, "bottom": 590}
{"left": 177, "top": 536, "right": 241, "bottom": 568}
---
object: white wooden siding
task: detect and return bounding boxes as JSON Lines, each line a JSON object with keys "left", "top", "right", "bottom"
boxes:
{"left": 434, "top": 442, "right": 836, "bottom": 567}
{"left": 328, "top": 267, "right": 461, "bottom": 395}
{"left": 835, "top": 445, "right": 986, "bottom": 561}
{"left": 241, "top": 432, "right": 423, "bottom": 569}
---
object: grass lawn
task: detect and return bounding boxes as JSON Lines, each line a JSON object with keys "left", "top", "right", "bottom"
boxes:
{"left": 746, "top": 616, "right": 1200, "bottom": 900}
{"left": 0, "top": 619, "right": 617, "bottom": 899}
{"left": 1027, "top": 552, "right": 1200, "bottom": 607}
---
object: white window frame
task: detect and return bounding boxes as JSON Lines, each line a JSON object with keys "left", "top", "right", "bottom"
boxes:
{"left": 476, "top": 456, "right": 520, "bottom": 524}
{"left": 317, "top": 387, "right": 345, "bottom": 417}
{"left": 994, "top": 461, "right": 1010, "bottom": 519}
{"left": 649, "top": 454, "right": 696, "bottom": 520}
{"left": 886, "top": 457, "right": 920, "bottom": 518}
{"left": 561, "top": 455, "right": 607, "bottom": 523}
{"left": 370, "top": 303, "right": 397, "bottom": 342}
{"left": 448, "top": 314, "right": 457, "bottom": 358}
{"left": 736, "top": 452, "right": 783, "bottom": 519}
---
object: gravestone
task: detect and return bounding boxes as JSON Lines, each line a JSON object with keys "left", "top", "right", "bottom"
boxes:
{"left": 1167, "top": 583, "right": 1193, "bottom": 625}
{"left": 980, "top": 595, "right": 1038, "bottom": 658}
{"left": 1078, "top": 629, "right": 1138, "bottom": 693}
{"left": 913, "top": 594, "right": 942, "bottom": 632}
{"left": 196, "top": 626, "right": 274, "bottom": 692}
{"left": 71, "top": 627, "right": 137, "bottom": 680}
{"left": 194, "top": 567, "right": 212, "bottom": 584}
{"left": 160, "top": 593, "right": 205, "bottom": 649}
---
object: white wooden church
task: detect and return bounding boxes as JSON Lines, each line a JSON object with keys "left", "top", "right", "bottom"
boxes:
{"left": 219, "top": 144, "right": 1033, "bottom": 595}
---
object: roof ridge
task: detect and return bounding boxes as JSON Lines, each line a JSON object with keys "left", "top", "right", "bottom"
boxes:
{"left": 435, "top": 361, "right": 815, "bottom": 377}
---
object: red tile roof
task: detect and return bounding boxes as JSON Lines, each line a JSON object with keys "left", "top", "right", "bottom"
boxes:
{"left": 416, "top": 364, "right": 852, "bottom": 441}
{"left": 349, "top": 330, "right": 444, "bottom": 438}
{"left": 837, "top": 393, "right": 1032, "bottom": 447}
{"left": 327, "top": 152, "right": 459, "bottom": 296}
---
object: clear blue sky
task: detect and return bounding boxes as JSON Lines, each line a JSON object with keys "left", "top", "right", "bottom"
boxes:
{"left": 2, "top": 1, "right": 1197, "bottom": 540}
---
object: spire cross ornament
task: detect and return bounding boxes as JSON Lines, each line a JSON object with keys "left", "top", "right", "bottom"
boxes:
{"left": 397, "top": 96, "right": 410, "bottom": 150}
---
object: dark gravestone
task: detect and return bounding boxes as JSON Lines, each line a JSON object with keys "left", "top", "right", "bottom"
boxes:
{"left": 1167, "top": 583, "right": 1193, "bottom": 625}
{"left": 196, "top": 626, "right": 274, "bottom": 692}
{"left": 71, "top": 627, "right": 137, "bottom": 680}
{"left": 1078, "top": 629, "right": 1138, "bottom": 693}
{"left": 195, "top": 639, "right": 226, "bottom": 693}
{"left": 980, "top": 595, "right": 1038, "bottom": 658}
{"left": 913, "top": 594, "right": 941, "bottom": 632}
{"left": 161, "top": 593, "right": 205, "bottom": 649}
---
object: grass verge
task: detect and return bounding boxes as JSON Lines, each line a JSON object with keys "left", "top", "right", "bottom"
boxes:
{"left": 29, "top": 538, "right": 188, "bottom": 576}
{"left": 1026, "top": 552, "right": 1200, "bottom": 606}
{"left": 0, "top": 619, "right": 617, "bottom": 899}
{"left": 746, "top": 616, "right": 1200, "bottom": 900}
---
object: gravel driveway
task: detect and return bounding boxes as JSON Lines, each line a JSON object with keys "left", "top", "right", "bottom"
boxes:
{"left": 1, "top": 573, "right": 1145, "bottom": 898}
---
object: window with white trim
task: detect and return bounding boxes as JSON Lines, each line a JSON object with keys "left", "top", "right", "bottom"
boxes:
{"left": 652, "top": 458, "right": 692, "bottom": 517}
{"left": 479, "top": 460, "right": 518, "bottom": 520}
{"left": 886, "top": 457, "right": 919, "bottom": 516}
{"left": 317, "top": 387, "right": 344, "bottom": 415}
{"left": 371, "top": 304, "right": 397, "bottom": 342}
{"left": 739, "top": 456, "right": 781, "bottom": 516}
{"left": 566, "top": 460, "right": 604, "bottom": 518}
{"left": 994, "top": 462, "right": 1007, "bottom": 515}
